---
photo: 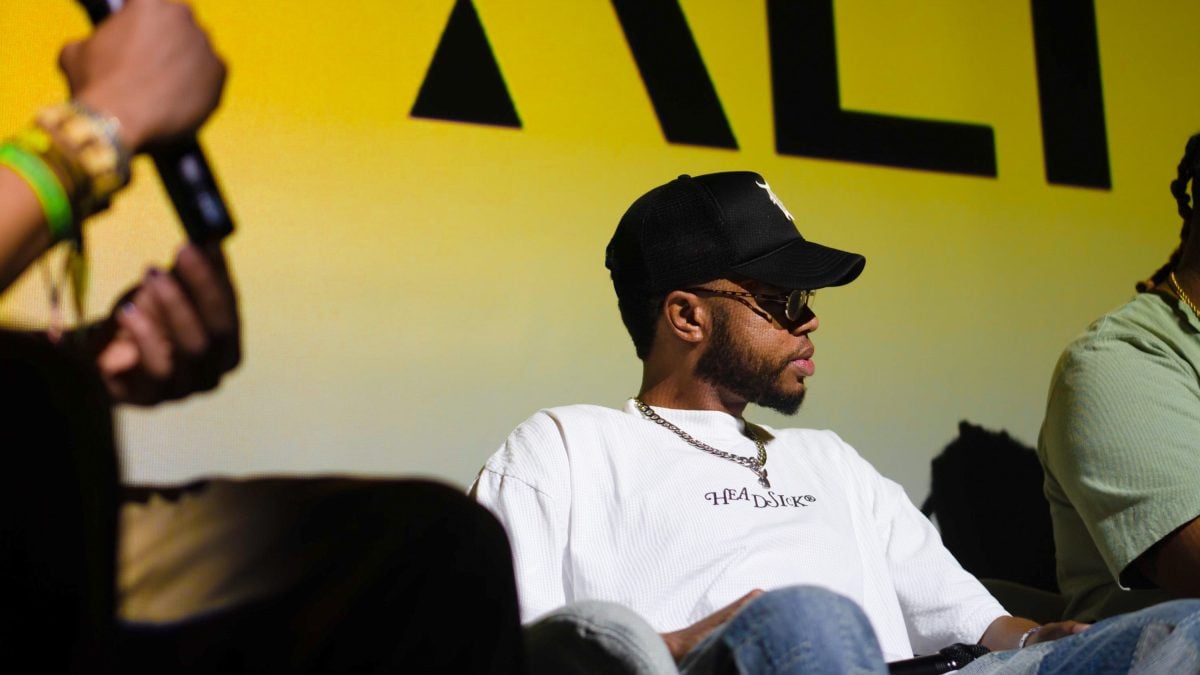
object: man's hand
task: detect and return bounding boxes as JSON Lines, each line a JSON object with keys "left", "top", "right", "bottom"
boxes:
{"left": 95, "top": 243, "right": 240, "bottom": 405}
{"left": 660, "top": 590, "right": 762, "bottom": 662}
{"left": 980, "top": 615, "right": 1090, "bottom": 651}
{"left": 1023, "top": 620, "right": 1090, "bottom": 647}
{"left": 59, "top": 0, "right": 226, "bottom": 152}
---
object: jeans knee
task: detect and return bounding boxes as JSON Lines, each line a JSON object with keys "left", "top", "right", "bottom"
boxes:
{"left": 748, "top": 586, "right": 870, "bottom": 626}
{"left": 537, "top": 600, "right": 647, "bottom": 630}
{"left": 695, "top": 587, "right": 885, "bottom": 674}
{"left": 527, "top": 601, "right": 675, "bottom": 675}
{"left": 532, "top": 600, "right": 665, "bottom": 654}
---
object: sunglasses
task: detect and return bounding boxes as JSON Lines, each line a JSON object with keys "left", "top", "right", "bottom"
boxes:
{"left": 684, "top": 287, "right": 815, "bottom": 322}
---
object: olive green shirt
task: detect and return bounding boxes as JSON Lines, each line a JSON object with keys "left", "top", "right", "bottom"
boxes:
{"left": 1038, "top": 291, "right": 1200, "bottom": 621}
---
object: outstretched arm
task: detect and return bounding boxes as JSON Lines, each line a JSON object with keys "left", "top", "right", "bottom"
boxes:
{"left": 0, "top": 0, "right": 225, "bottom": 292}
{"left": 0, "top": 168, "right": 55, "bottom": 291}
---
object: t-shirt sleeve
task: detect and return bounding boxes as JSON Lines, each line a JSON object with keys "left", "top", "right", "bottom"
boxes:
{"left": 875, "top": 474, "right": 1006, "bottom": 653}
{"left": 831, "top": 435, "right": 1004, "bottom": 653}
{"left": 1040, "top": 329, "right": 1200, "bottom": 583}
{"left": 470, "top": 413, "right": 571, "bottom": 624}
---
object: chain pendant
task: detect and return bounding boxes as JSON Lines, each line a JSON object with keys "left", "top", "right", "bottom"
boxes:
{"left": 758, "top": 470, "right": 770, "bottom": 489}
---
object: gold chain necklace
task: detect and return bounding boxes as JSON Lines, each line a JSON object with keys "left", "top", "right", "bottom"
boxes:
{"left": 632, "top": 398, "right": 770, "bottom": 488}
{"left": 1169, "top": 271, "right": 1200, "bottom": 320}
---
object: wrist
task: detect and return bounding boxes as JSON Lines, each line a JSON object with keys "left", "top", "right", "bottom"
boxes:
{"left": 34, "top": 102, "right": 131, "bottom": 220}
{"left": 1017, "top": 625, "right": 1041, "bottom": 649}
{"left": 73, "top": 89, "right": 145, "bottom": 153}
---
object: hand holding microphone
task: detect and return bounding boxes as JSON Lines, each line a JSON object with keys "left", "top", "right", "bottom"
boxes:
{"left": 64, "top": 0, "right": 233, "bottom": 241}
{"left": 888, "top": 643, "right": 991, "bottom": 675}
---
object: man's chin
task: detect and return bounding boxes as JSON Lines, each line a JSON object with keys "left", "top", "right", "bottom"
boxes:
{"left": 756, "top": 390, "right": 805, "bottom": 416}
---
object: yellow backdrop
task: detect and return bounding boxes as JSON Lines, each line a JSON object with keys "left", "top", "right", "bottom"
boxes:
{"left": 2, "top": 1, "right": 1196, "bottom": 502}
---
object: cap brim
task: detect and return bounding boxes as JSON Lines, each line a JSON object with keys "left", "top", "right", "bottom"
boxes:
{"left": 729, "top": 238, "right": 865, "bottom": 290}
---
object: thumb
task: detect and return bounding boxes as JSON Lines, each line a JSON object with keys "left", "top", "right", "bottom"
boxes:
{"left": 711, "top": 589, "right": 763, "bottom": 623}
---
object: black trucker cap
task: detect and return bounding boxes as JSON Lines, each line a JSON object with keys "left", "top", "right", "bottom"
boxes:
{"left": 605, "top": 171, "right": 866, "bottom": 297}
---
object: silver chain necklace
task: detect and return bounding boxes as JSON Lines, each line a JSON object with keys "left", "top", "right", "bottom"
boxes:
{"left": 633, "top": 398, "right": 770, "bottom": 488}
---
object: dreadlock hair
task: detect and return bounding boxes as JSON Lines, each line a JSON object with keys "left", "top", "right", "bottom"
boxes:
{"left": 1139, "top": 133, "right": 1200, "bottom": 291}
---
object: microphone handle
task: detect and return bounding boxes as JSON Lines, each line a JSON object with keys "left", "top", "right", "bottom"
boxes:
{"left": 887, "top": 653, "right": 959, "bottom": 675}
{"left": 76, "top": 0, "right": 234, "bottom": 242}
{"left": 889, "top": 643, "right": 991, "bottom": 675}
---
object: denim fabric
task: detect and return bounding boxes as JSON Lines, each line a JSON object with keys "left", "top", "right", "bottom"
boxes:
{"left": 679, "top": 586, "right": 888, "bottom": 675}
{"left": 525, "top": 600, "right": 680, "bottom": 675}
{"left": 962, "top": 599, "right": 1200, "bottom": 675}
{"left": 527, "top": 593, "right": 1200, "bottom": 675}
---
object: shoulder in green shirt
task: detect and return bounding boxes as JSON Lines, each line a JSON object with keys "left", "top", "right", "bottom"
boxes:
{"left": 1038, "top": 291, "right": 1200, "bottom": 621}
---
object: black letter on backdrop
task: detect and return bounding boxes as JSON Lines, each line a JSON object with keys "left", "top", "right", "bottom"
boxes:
{"left": 611, "top": 0, "right": 738, "bottom": 149}
{"left": 411, "top": 0, "right": 521, "bottom": 128}
{"left": 768, "top": 0, "right": 996, "bottom": 177}
{"left": 1031, "top": 0, "right": 1110, "bottom": 189}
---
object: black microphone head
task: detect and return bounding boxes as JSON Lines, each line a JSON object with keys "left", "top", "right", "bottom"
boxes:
{"left": 939, "top": 643, "right": 991, "bottom": 668}
{"left": 76, "top": 0, "right": 117, "bottom": 24}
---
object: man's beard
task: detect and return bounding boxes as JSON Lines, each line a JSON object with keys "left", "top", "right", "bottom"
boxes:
{"left": 695, "top": 310, "right": 806, "bottom": 415}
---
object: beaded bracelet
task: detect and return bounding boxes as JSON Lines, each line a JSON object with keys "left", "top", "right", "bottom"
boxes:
{"left": 12, "top": 126, "right": 84, "bottom": 198}
{"left": 36, "top": 101, "right": 131, "bottom": 218}
{"left": 1, "top": 100, "right": 130, "bottom": 338}
{"left": 1, "top": 99, "right": 132, "bottom": 242}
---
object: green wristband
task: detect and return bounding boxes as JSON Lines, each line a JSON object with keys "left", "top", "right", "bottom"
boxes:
{"left": 0, "top": 141, "right": 74, "bottom": 241}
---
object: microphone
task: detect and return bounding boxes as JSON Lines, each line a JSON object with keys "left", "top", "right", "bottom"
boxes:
{"left": 75, "top": 0, "right": 235, "bottom": 243}
{"left": 888, "top": 643, "right": 991, "bottom": 675}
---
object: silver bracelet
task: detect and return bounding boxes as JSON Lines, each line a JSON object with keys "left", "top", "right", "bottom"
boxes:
{"left": 1017, "top": 626, "right": 1041, "bottom": 649}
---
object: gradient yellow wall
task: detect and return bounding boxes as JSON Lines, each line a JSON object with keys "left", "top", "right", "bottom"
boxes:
{"left": 1, "top": 1, "right": 1196, "bottom": 502}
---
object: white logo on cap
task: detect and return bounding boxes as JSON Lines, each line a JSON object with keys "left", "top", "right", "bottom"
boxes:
{"left": 756, "top": 180, "right": 794, "bottom": 222}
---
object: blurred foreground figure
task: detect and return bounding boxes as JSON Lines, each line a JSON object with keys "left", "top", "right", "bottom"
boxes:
{"left": 1, "top": 2, "right": 522, "bottom": 672}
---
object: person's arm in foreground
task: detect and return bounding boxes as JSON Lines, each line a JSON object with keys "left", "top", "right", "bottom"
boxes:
{"left": 0, "top": 0, "right": 236, "bottom": 401}
{"left": 0, "top": 0, "right": 224, "bottom": 291}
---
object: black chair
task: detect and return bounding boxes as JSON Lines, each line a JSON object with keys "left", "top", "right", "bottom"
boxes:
{"left": 921, "top": 421, "right": 1065, "bottom": 623}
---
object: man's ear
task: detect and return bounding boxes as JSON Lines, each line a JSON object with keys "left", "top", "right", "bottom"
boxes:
{"left": 662, "top": 290, "right": 709, "bottom": 345}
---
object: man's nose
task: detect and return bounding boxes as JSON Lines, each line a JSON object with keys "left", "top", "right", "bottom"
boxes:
{"left": 791, "top": 307, "right": 818, "bottom": 335}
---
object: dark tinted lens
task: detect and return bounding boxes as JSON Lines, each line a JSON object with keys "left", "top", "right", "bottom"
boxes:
{"left": 785, "top": 290, "right": 813, "bottom": 321}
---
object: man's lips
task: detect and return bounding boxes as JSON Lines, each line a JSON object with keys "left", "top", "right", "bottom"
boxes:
{"left": 789, "top": 350, "right": 815, "bottom": 377}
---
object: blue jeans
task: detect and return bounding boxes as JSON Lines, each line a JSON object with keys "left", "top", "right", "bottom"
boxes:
{"left": 679, "top": 586, "right": 887, "bottom": 675}
{"left": 526, "top": 586, "right": 887, "bottom": 675}
{"left": 962, "top": 598, "right": 1200, "bottom": 675}
{"left": 525, "top": 600, "right": 679, "bottom": 675}
{"left": 527, "top": 590, "right": 1200, "bottom": 675}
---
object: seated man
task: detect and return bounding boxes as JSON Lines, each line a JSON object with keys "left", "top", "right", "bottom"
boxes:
{"left": 474, "top": 171, "right": 1200, "bottom": 673}
{"left": 1039, "top": 133, "right": 1200, "bottom": 621}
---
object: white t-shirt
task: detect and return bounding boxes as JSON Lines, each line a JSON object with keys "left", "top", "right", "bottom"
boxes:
{"left": 472, "top": 400, "right": 1005, "bottom": 661}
